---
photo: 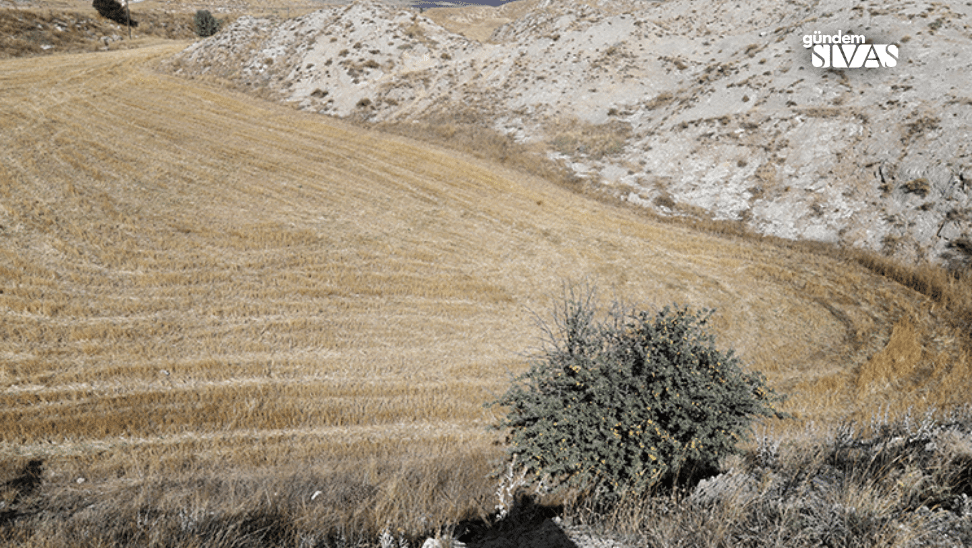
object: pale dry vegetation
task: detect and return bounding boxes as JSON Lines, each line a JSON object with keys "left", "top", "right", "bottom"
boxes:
{"left": 566, "top": 407, "right": 972, "bottom": 547}
{"left": 0, "top": 8, "right": 194, "bottom": 58}
{"left": 545, "top": 117, "right": 632, "bottom": 160}
{"left": 0, "top": 29, "right": 971, "bottom": 546}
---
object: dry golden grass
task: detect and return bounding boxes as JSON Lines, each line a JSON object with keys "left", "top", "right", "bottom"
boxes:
{"left": 1, "top": 39, "right": 970, "bottom": 544}
{"left": 545, "top": 117, "right": 633, "bottom": 160}
{"left": 0, "top": 8, "right": 195, "bottom": 58}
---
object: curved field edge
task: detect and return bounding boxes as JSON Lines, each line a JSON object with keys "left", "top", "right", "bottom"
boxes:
{"left": 0, "top": 44, "right": 969, "bottom": 544}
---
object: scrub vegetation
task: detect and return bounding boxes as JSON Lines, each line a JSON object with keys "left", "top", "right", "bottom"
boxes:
{"left": 491, "top": 290, "right": 783, "bottom": 503}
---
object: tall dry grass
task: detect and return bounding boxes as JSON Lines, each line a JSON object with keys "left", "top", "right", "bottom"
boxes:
{"left": 563, "top": 407, "right": 972, "bottom": 548}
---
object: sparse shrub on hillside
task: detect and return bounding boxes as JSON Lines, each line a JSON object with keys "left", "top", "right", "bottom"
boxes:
{"left": 92, "top": 0, "right": 137, "bottom": 27}
{"left": 547, "top": 118, "right": 631, "bottom": 159}
{"left": 945, "top": 237, "right": 972, "bottom": 271}
{"left": 194, "top": 10, "right": 220, "bottom": 38}
{"left": 403, "top": 22, "right": 424, "bottom": 40}
{"left": 489, "top": 286, "right": 783, "bottom": 505}
{"left": 903, "top": 177, "right": 931, "bottom": 197}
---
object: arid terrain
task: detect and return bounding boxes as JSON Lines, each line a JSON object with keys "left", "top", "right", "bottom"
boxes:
{"left": 1, "top": 0, "right": 971, "bottom": 546}
{"left": 168, "top": 0, "right": 972, "bottom": 266}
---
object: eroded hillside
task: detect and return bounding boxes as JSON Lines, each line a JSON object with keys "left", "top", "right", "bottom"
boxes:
{"left": 167, "top": 0, "right": 972, "bottom": 266}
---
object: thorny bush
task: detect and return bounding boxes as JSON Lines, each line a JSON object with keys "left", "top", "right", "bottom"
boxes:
{"left": 490, "top": 286, "right": 784, "bottom": 504}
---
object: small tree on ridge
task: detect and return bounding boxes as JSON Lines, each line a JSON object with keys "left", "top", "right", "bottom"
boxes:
{"left": 194, "top": 10, "right": 220, "bottom": 38}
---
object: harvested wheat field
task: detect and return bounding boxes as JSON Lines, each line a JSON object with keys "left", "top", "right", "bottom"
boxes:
{"left": 1, "top": 41, "right": 970, "bottom": 546}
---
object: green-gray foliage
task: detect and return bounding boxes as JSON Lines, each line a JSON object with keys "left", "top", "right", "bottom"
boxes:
{"left": 93, "top": 0, "right": 137, "bottom": 27}
{"left": 490, "top": 287, "right": 783, "bottom": 501}
{"left": 194, "top": 10, "right": 220, "bottom": 38}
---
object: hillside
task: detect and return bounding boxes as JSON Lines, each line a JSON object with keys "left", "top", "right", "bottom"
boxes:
{"left": 0, "top": 6, "right": 195, "bottom": 57}
{"left": 1, "top": 8, "right": 971, "bottom": 546}
{"left": 168, "top": 0, "right": 972, "bottom": 266}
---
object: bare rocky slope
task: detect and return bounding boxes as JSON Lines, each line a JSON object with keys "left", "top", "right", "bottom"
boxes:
{"left": 166, "top": 0, "right": 972, "bottom": 266}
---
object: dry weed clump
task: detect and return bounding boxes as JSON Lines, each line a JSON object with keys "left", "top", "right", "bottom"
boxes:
{"left": 0, "top": 446, "right": 498, "bottom": 548}
{"left": 846, "top": 247, "right": 972, "bottom": 338}
{"left": 375, "top": 113, "right": 582, "bottom": 189}
{"left": 546, "top": 117, "right": 633, "bottom": 160}
{"left": 902, "top": 177, "right": 932, "bottom": 197}
{"left": 566, "top": 408, "right": 972, "bottom": 548}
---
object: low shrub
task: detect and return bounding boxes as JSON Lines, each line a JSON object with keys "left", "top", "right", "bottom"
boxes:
{"left": 489, "top": 286, "right": 783, "bottom": 504}
{"left": 902, "top": 177, "right": 931, "bottom": 197}
{"left": 194, "top": 10, "right": 220, "bottom": 38}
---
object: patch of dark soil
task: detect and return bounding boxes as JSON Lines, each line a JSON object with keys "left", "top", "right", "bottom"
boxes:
{"left": 455, "top": 495, "right": 577, "bottom": 548}
{"left": 0, "top": 459, "right": 44, "bottom": 528}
